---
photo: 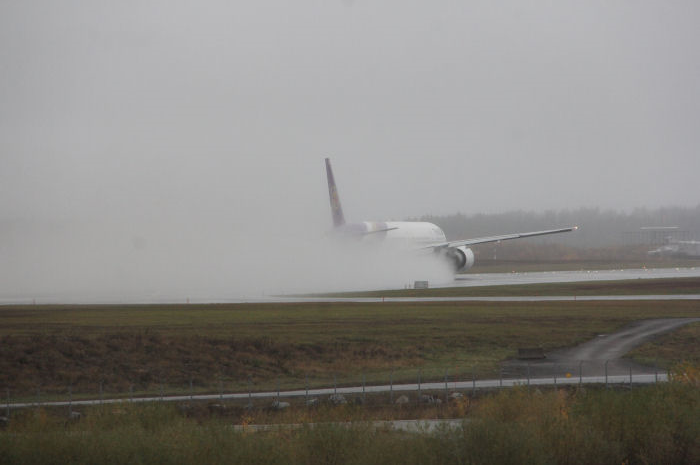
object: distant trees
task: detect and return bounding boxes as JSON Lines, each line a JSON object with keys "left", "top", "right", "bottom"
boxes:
{"left": 412, "top": 205, "right": 700, "bottom": 248}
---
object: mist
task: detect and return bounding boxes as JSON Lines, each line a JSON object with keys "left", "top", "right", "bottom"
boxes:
{"left": 0, "top": 215, "right": 453, "bottom": 303}
{"left": 1, "top": 1, "right": 698, "bottom": 301}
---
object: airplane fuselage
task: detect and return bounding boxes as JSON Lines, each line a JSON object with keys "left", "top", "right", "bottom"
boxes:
{"left": 336, "top": 221, "right": 446, "bottom": 246}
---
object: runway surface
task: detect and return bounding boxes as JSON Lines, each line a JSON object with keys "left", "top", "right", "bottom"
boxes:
{"left": 450, "top": 266, "right": 700, "bottom": 288}
{"left": 2, "top": 294, "right": 699, "bottom": 305}
{"left": 1, "top": 266, "right": 699, "bottom": 305}
{"left": 285, "top": 295, "right": 700, "bottom": 303}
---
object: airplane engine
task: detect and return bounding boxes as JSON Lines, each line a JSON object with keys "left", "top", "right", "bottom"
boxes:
{"left": 447, "top": 246, "right": 475, "bottom": 272}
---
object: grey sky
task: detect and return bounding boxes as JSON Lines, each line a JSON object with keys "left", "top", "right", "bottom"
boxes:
{"left": 1, "top": 0, "right": 699, "bottom": 223}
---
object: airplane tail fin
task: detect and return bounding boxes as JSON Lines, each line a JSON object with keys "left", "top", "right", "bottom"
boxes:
{"left": 325, "top": 158, "right": 346, "bottom": 228}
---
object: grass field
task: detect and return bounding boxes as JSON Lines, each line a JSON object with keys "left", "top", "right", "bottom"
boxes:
{"left": 1, "top": 298, "right": 698, "bottom": 397}
{"left": 628, "top": 322, "right": 700, "bottom": 368}
{"left": 320, "top": 276, "right": 700, "bottom": 297}
{"left": 2, "top": 279, "right": 699, "bottom": 464}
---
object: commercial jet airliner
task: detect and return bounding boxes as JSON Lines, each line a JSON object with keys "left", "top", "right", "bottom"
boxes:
{"left": 325, "top": 158, "right": 576, "bottom": 273}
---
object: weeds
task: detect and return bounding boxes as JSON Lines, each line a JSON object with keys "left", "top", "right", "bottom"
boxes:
{"left": 1, "top": 382, "right": 698, "bottom": 464}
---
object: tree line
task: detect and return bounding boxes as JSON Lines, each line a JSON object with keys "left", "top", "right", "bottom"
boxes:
{"left": 413, "top": 205, "right": 700, "bottom": 248}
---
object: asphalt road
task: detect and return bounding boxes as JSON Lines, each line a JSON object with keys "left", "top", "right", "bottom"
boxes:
{"left": 502, "top": 317, "right": 700, "bottom": 378}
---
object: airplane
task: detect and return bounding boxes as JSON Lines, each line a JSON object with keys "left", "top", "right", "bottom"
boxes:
{"left": 325, "top": 158, "right": 577, "bottom": 273}
{"left": 648, "top": 240, "right": 700, "bottom": 258}
{"left": 640, "top": 227, "right": 700, "bottom": 258}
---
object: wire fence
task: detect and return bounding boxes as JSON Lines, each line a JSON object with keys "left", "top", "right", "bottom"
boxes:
{"left": 2, "top": 359, "right": 675, "bottom": 418}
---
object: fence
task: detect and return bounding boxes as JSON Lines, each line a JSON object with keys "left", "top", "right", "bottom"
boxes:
{"left": 2, "top": 360, "right": 673, "bottom": 416}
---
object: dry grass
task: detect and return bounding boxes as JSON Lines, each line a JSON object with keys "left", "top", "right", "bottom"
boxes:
{"left": 1, "top": 300, "right": 698, "bottom": 396}
{"left": 627, "top": 322, "right": 700, "bottom": 368}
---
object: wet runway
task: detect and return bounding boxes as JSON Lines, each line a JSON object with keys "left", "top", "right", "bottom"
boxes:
{"left": 1, "top": 266, "right": 698, "bottom": 305}
{"left": 449, "top": 266, "right": 700, "bottom": 288}
{"left": 2, "top": 293, "right": 699, "bottom": 305}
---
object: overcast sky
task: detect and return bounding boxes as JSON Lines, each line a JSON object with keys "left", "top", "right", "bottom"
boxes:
{"left": 1, "top": 1, "right": 699, "bottom": 299}
{"left": 2, "top": 1, "right": 699, "bottom": 224}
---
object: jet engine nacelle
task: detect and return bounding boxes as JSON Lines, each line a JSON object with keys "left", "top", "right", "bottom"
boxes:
{"left": 447, "top": 246, "right": 475, "bottom": 273}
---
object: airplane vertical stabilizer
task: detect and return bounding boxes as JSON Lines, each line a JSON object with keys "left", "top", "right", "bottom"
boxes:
{"left": 325, "top": 158, "right": 346, "bottom": 228}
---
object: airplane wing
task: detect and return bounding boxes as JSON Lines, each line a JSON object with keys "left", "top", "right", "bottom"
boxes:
{"left": 428, "top": 226, "right": 578, "bottom": 249}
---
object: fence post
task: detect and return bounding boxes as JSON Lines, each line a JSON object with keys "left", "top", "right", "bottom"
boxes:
{"left": 247, "top": 376, "right": 252, "bottom": 409}
{"left": 605, "top": 360, "right": 609, "bottom": 388}
{"left": 362, "top": 372, "right": 365, "bottom": 403}
{"left": 68, "top": 385, "right": 72, "bottom": 417}
{"left": 130, "top": 384, "right": 134, "bottom": 402}
{"left": 527, "top": 363, "right": 531, "bottom": 387}
{"left": 579, "top": 361, "right": 583, "bottom": 386}
{"left": 99, "top": 381, "right": 104, "bottom": 405}
{"left": 334, "top": 374, "right": 337, "bottom": 395}
{"left": 5, "top": 388, "right": 9, "bottom": 418}
{"left": 36, "top": 388, "right": 40, "bottom": 408}
{"left": 276, "top": 378, "right": 280, "bottom": 402}
{"left": 219, "top": 377, "right": 223, "bottom": 401}
{"left": 418, "top": 369, "right": 421, "bottom": 402}
{"left": 499, "top": 369, "right": 502, "bottom": 388}
{"left": 389, "top": 370, "right": 394, "bottom": 404}
{"left": 472, "top": 369, "right": 475, "bottom": 395}
{"left": 305, "top": 374, "right": 309, "bottom": 405}
{"left": 444, "top": 369, "right": 448, "bottom": 403}
{"left": 554, "top": 365, "right": 557, "bottom": 386}
{"left": 189, "top": 377, "right": 193, "bottom": 400}
{"left": 629, "top": 366, "right": 632, "bottom": 385}
{"left": 160, "top": 377, "right": 164, "bottom": 401}
{"left": 654, "top": 359, "right": 658, "bottom": 384}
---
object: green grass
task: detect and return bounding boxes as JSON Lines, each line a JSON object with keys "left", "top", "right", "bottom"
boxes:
{"left": 1, "top": 382, "right": 698, "bottom": 464}
{"left": 628, "top": 322, "right": 700, "bottom": 368}
{"left": 1, "top": 300, "right": 699, "bottom": 397}
{"left": 321, "top": 277, "right": 700, "bottom": 297}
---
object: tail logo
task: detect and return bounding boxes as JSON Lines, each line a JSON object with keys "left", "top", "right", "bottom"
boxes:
{"left": 330, "top": 186, "right": 341, "bottom": 212}
{"left": 325, "top": 158, "right": 346, "bottom": 227}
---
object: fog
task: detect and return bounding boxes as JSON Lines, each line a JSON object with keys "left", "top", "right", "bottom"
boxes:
{"left": 0, "top": 217, "right": 453, "bottom": 302}
{"left": 1, "top": 1, "right": 698, "bottom": 301}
